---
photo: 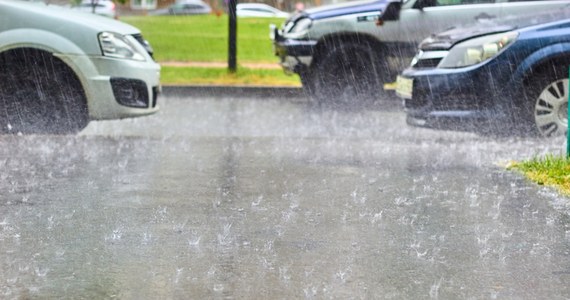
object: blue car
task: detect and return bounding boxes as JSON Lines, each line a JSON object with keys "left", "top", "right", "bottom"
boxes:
{"left": 396, "top": 10, "right": 570, "bottom": 137}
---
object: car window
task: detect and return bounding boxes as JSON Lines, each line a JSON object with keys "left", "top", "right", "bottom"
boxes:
{"left": 183, "top": 4, "right": 203, "bottom": 9}
{"left": 80, "top": 3, "right": 105, "bottom": 7}
{"left": 246, "top": 8, "right": 270, "bottom": 12}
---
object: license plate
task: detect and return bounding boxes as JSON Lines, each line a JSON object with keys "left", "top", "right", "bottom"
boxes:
{"left": 396, "top": 76, "right": 413, "bottom": 99}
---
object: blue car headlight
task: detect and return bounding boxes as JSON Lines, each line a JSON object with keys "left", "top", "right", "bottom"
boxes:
{"left": 438, "top": 31, "right": 518, "bottom": 68}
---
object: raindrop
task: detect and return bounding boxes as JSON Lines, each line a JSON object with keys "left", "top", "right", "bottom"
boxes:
{"left": 35, "top": 266, "right": 49, "bottom": 277}
{"left": 429, "top": 277, "right": 444, "bottom": 299}
{"left": 371, "top": 211, "right": 383, "bottom": 224}
{"left": 188, "top": 236, "right": 201, "bottom": 247}
{"left": 251, "top": 195, "right": 263, "bottom": 206}
{"left": 142, "top": 232, "right": 152, "bottom": 245}
{"left": 213, "top": 284, "right": 224, "bottom": 292}
{"left": 217, "top": 223, "right": 233, "bottom": 246}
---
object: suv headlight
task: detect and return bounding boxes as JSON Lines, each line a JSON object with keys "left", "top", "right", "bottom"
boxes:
{"left": 438, "top": 31, "right": 518, "bottom": 68}
{"left": 98, "top": 32, "right": 146, "bottom": 61}
{"left": 291, "top": 18, "right": 312, "bottom": 33}
{"left": 286, "top": 17, "right": 312, "bottom": 38}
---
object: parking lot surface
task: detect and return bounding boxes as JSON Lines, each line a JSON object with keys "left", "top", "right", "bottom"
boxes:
{"left": 1, "top": 94, "right": 569, "bottom": 298}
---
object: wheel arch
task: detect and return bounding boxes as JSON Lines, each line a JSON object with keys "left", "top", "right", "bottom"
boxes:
{"left": 0, "top": 47, "right": 90, "bottom": 118}
{"left": 512, "top": 43, "right": 570, "bottom": 86}
{"left": 0, "top": 28, "right": 89, "bottom": 56}
{"left": 1, "top": 46, "right": 88, "bottom": 101}
{"left": 504, "top": 44, "right": 570, "bottom": 137}
{"left": 0, "top": 47, "right": 91, "bottom": 133}
{"left": 0, "top": 29, "right": 101, "bottom": 116}
{"left": 311, "top": 32, "right": 384, "bottom": 68}
{"left": 0, "top": 28, "right": 99, "bottom": 87}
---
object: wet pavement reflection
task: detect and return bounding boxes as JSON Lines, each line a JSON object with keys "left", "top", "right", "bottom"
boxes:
{"left": 1, "top": 95, "right": 569, "bottom": 298}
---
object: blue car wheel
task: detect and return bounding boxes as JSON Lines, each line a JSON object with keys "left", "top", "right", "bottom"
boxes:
{"left": 534, "top": 77, "right": 568, "bottom": 137}
{"left": 523, "top": 66, "right": 569, "bottom": 137}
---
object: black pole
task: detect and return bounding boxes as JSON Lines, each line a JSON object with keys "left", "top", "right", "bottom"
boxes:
{"left": 228, "top": 0, "right": 237, "bottom": 73}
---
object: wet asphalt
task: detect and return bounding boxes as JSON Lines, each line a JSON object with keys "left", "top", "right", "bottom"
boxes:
{"left": 1, "top": 91, "right": 569, "bottom": 299}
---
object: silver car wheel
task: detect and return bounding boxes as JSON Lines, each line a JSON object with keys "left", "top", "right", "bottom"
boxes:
{"left": 534, "top": 78, "right": 568, "bottom": 137}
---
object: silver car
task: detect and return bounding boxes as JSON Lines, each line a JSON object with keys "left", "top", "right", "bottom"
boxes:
{"left": 237, "top": 3, "right": 290, "bottom": 18}
{"left": 168, "top": 0, "right": 211, "bottom": 15}
{"left": 73, "top": 0, "right": 117, "bottom": 18}
{"left": 0, "top": 0, "right": 160, "bottom": 134}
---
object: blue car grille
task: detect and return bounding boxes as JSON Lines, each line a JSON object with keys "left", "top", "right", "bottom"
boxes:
{"left": 405, "top": 82, "right": 484, "bottom": 111}
{"left": 412, "top": 58, "right": 442, "bottom": 69}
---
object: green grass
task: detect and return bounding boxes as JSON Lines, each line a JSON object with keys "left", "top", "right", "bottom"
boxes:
{"left": 121, "top": 15, "right": 295, "bottom": 85}
{"left": 161, "top": 66, "right": 301, "bottom": 86}
{"left": 121, "top": 15, "right": 286, "bottom": 63}
{"left": 508, "top": 155, "right": 570, "bottom": 195}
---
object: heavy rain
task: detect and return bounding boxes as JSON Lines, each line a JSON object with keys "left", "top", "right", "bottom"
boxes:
{"left": 2, "top": 93, "right": 570, "bottom": 298}
{"left": 3, "top": 0, "right": 570, "bottom": 298}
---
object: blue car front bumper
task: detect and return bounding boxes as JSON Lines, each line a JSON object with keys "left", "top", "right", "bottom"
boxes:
{"left": 400, "top": 61, "right": 519, "bottom": 132}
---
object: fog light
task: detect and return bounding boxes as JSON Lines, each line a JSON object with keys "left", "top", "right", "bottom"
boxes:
{"left": 110, "top": 78, "right": 149, "bottom": 108}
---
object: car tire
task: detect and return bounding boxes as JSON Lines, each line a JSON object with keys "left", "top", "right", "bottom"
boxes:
{"left": 298, "top": 69, "right": 316, "bottom": 99}
{"left": 518, "top": 65, "right": 568, "bottom": 137}
{"left": 311, "top": 40, "right": 388, "bottom": 107}
{"left": 0, "top": 49, "right": 89, "bottom": 134}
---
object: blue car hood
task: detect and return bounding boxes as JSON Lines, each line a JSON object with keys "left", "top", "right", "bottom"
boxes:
{"left": 299, "top": 0, "right": 390, "bottom": 20}
{"left": 419, "top": 24, "right": 515, "bottom": 51}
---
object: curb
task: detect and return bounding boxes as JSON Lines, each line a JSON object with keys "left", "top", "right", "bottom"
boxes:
{"left": 160, "top": 61, "right": 282, "bottom": 70}
{"left": 162, "top": 85, "right": 305, "bottom": 98}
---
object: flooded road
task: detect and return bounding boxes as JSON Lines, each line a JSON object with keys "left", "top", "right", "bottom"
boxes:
{"left": 1, "top": 94, "right": 569, "bottom": 298}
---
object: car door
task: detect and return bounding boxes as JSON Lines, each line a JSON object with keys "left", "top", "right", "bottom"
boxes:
{"left": 498, "top": 0, "right": 570, "bottom": 18}
{"left": 395, "top": 0, "right": 502, "bottom": 43}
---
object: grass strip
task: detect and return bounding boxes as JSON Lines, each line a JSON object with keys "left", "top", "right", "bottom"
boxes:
{"left": 508, "top": 155, "right": 570, "bottom": 195}
{"left": 161, "top": 66, "right": 301, "bottom": 86}
{"left": 121, "top": 15, "right": 287, "bottom": 63}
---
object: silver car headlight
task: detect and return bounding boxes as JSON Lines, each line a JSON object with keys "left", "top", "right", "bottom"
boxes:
{"left": 438, "top": 31, "right": 518, "bottom": 68}
{"left": 98, "top": 32, "right": 146, "bottom": 61}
